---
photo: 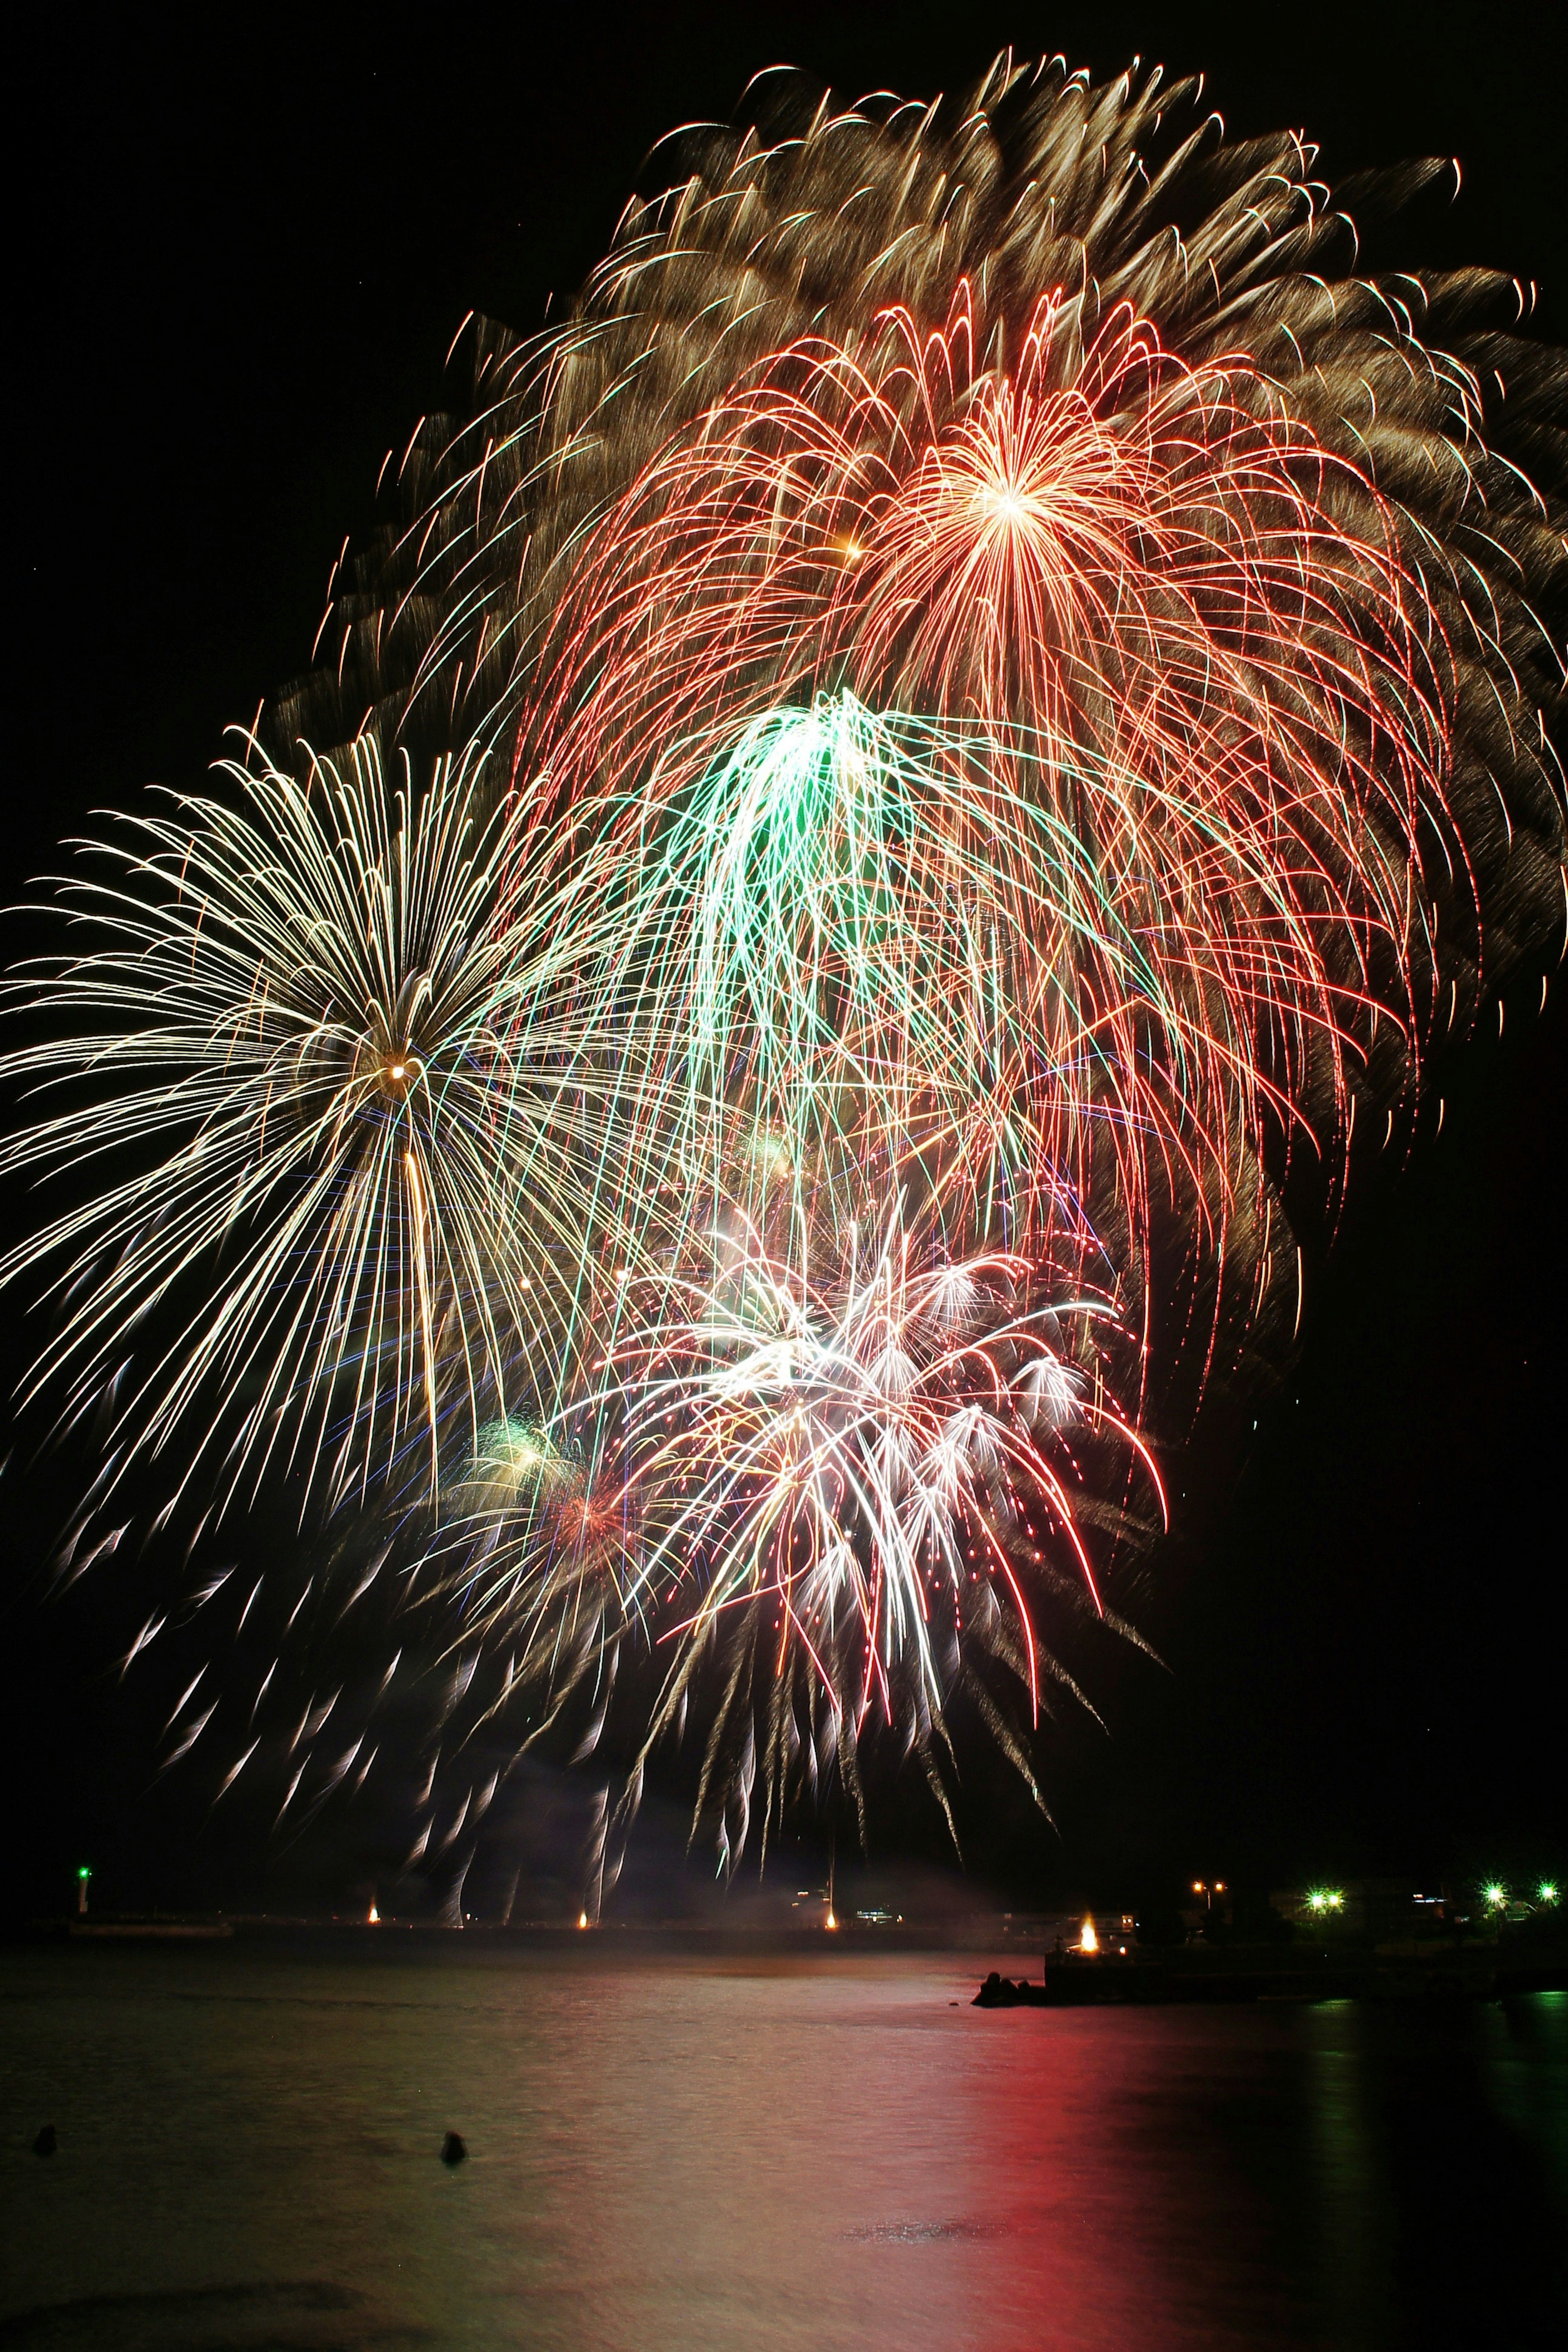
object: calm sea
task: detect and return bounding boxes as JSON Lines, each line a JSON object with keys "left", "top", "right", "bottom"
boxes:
{"left": 2, "top": 1944, "right": 1564, "bottom": 2348}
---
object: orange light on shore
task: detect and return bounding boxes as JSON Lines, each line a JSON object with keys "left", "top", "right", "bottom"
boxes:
{"left": 1078, "top": 1917, "right": 1099, "bottom": 1954}
{"left": 578, "top": 1911, "right": 590, "bottom": 1929}
{"left": 826, "top": 1911, "right": 838, "bottom": 1931}
{"left": 368, "top": 1902, "right": 380, "bottom": 1924}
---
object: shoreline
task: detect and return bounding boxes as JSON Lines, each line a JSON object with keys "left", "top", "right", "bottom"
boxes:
{"left": 11, "top": 1914, "right": 1566, "bottom": 2000}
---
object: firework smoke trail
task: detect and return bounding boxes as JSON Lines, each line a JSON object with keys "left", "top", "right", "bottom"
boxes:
{"left": 2, "top": 50, "right": 1564, "bottom": 1880}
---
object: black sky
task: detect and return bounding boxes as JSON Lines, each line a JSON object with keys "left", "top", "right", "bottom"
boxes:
{"left": 4, "top": 1, "right": 1565, "bottom": 1924}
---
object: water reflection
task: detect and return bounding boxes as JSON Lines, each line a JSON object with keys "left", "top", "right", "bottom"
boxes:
{"left": 3, "top": 1951, "right": 1564, "bottom": 2348}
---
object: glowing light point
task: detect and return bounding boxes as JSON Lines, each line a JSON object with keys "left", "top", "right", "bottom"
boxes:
{"left": 826, "top": 1910, "right": 838, "bottom": 1931}
{"left": 1537, "top": 1882, "right": 1559, "bottom": 1907}
{"left": 578, "top": 1911, "right": 590, "bottom": 1930}
{"left": 1078, "top": 1917, "right": 1099, "bottom": 1954}
{"left": 1483, "top": 1882, "right": 1508, "bottom": 1910}
{"left": 368, "top": 1902, "right": 380, "bottom": 1924}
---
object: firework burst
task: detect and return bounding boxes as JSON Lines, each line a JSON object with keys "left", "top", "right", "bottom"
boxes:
{"left": 0, "top": 737, "right": 609, "bottom": 1514}
{"left": 4, "top": 48, "right": 1564, "bottom": 1884}
{"left": 610, "top": 1198, "right": 1163, "bottom": 1857}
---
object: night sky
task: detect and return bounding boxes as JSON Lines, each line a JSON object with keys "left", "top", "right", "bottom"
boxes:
{"left": 5, "top": 1, "right": 1564, "bottom": 1926}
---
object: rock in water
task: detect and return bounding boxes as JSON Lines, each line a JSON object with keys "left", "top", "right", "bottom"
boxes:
{"left": 440, "top": 2131, "right": 467, "bottom": 2165}
{"left": 32, "top": 2125, "right": 58, "bottom": 2156}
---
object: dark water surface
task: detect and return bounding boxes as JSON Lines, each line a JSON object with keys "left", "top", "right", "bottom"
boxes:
{"left": 2, "top": 1945, "right": 1564, "bottom": 2348}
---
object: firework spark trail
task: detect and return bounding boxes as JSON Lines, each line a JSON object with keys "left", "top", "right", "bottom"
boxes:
{"left": 423, "top": 1192, "right": 1163, "bottom": 1860}
{"left": 569, "top": 693, "right": 1174, "bottom": 1263}
{"left": 0, "top": 738, "right": 632, "bottom": 1516}
{"left": 297, "top": 60, "right": 1561, "bottom": 1213}
{"left": 349, "top": 59, "right": 1559, "bottom": 1158}
{"left": 616, "top": 1201, "right": 1164, "bottom": 1708}
{"left": 2, "top": 49, "right": 1564, "bottom": 1879}
{"left": 523, "top": 295, "right": 1454, "bottom": 1164}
